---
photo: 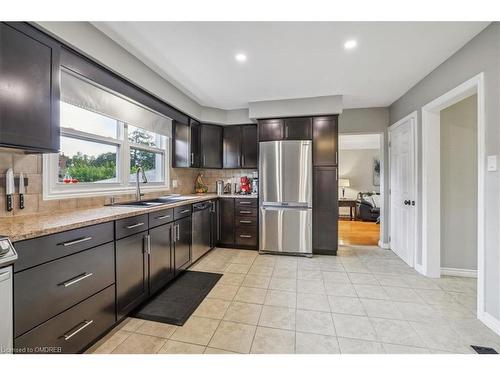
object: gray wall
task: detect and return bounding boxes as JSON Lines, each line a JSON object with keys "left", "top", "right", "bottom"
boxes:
{"left": 339, "top": 108, "right": 389, "bottom": 244}
{"left": 440, "top": 95, "right": 478, "bottom": 271}
{"left": 390, "top": 23, "right": 499, "bottom": 319}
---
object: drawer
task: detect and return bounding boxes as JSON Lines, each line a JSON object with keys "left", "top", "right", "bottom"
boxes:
{"left": 149, "top": 208, "right": 174, "bottom": 228}
{"left": 13, "top": 222, "right": 114, "bottom": 272}
{"left": 236, "top": 207, "right": 257, "bottom": 217}
{"left": 235, "top": 198, "right": 257, "bottom": 208}
{"left": 115, "top": 214, "right": 148, "bottom": 240}
{"left": 15, "top": 285, "right": 116, "bottom": 354}
{"left": 235, "top": 216, "right": 258, "bottom": 227}
{"left": 14, "top": 242, "right": 115, "bottom": 338}
{"left": 235, "top": 227, "right": 258, "bottom": 247}
{"left": 174, "top": 204, "right": 192, "bottom": 220}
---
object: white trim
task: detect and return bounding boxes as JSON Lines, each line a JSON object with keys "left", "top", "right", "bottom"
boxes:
{"left": 377, "top": 240, "right": 390, "bottom": 249}
{"left": 478, "top": 312, "right": 500, "bottom": 337}
{"left": 388, "top": 111, "right": 419, "bottom": 268}
{"left": 441, "top": 267, "right": 477, "bottom": 278}
{"left": 420, "top": 73, "right": 486, "bottom": 322}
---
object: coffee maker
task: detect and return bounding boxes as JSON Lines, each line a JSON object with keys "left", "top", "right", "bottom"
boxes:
{"left": 240, "top": 176, "right": 251, "bottom": 194}
{"left": 251, "top": 171, "right": 258, "bottom": 194}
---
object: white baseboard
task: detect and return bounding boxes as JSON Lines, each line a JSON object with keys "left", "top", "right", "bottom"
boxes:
{"left": 441, "top": 267, "right": 477, "bottom": 278}
{"left": 378, "top": 240, "right": 390, "bottom": 249}
{"left": 479, "top": 311, "right": 500, "bottom": 336}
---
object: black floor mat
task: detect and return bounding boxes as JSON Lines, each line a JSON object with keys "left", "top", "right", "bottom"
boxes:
{"left": 133, "top": 271, "right": 223, "bottom": 326}
{"left": 471, "top": 345, "right": 498, "bottom": 354}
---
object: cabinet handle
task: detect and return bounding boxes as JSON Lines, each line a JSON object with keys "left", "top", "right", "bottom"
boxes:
{"left": 176, "top": 224, "right": 180, "bottom": 241}
{"left": 239, "top": 210, "right": 252, "bottom": 214}
{"left": 125, "top": 222, "right": 144, "bottom": 229}
{"left": 203, "top": 155, "right": 206, "bottom": 166}
{"left": 60, "top": 236, "right": 93, "bottom": 247}
{"left": 210, "top": 201, "right": 216, "bottom": 213}
{"left": 172, "top": 225, "right": 176, "bottom": 243}
{"left": 335, "top": 169, "right": 338, "bottom": 181}
{"left": 155, "top": 214, "right": 171, "bottom": 220}
{"left": 61, "top": 272, "right": 94, "bottom": 288}
{"left": 242, "top": 155, "right": 245, "bottom": 166}
{"left": 143, "top": 234, "right": 151, "bottom": 254}
{"left": 239, "top": 220, "right": 252, "bottom": 224}
{"left": 335, "top": 151, "right": 338, "bottom": 165}
{"left": 180, "top": 209, "right": 190, "bottom": 214}
{"left": 190, "top": 153, "right": 194, "bottom": 165}
{"left": 61, "top": 320, "right": 94, "bottom": 341}
{"left": 239, "top": 234, "right": 252, "bottom": 238}
{"left": 239, "top": 201, "right": 252, "bottom": 205}
{"left": 285, "top": 126, "right": 289, "bottom": 138}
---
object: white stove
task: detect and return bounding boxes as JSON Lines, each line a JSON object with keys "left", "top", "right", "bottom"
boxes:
{"left": 0, "top": 237, "right": 17, "bottom": 354}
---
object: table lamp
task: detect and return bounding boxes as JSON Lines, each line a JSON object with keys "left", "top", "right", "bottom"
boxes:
{"left": 339, "top": 178, "right": 350, "bottom": 199}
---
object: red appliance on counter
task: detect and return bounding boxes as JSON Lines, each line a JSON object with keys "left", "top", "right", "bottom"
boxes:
{"left": 240, "top": 176, "right": 251, "bottom": 193}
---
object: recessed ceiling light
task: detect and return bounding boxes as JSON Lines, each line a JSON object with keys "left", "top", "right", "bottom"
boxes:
{"left": 344, "top": 40, "right": 358, "bottom": 50}
{"left": 235, "top": 53, "right": 247, "bottom": 62}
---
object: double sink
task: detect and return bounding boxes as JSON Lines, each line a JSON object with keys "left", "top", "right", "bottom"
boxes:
{"left": 108, "top": 194, "right": 193, "bottom": 207}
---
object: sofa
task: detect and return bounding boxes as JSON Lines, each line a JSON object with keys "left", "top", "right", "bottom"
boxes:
{"left": 356, "top": 192, "right": 380, "bottom": 222}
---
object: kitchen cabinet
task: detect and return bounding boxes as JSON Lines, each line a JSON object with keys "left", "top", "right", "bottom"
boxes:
{"left": 190, "top": 119, "right": 201, "bottom": 167}
{"left": 173, "top": 216, "right": 192, "bottom": 274}
{"left": 218, "top": 197, "right": 258, "bottom": 249}
{"left": 172, "top": 119, "right": 190, "bottom": 168}
{"left": 313, "top": 166, "right": 338, "bottom": 255}
{"left": 223, "top": 125, "right": 241, "bottom": 168}
{"left": 148, "top": 223, "right": 174, "bottom": 295}
{"left": 241, "top": 125, "right": 258, "bottom": 168}
{"left": 313, "top": 116, "right": 338, "bottom": 166}
{"left": 115, "top": 231, "right": 148, "bottom": 320}
{"left": 218, "top": 198, "right": 235, "bottom": 247}
{"left": 258, "top": 119, "right": 284, "bottom": 142}
{"left": 200, "top": 124, "right": 223, "bottom": 168}
{"left": 210, "top": 200, "right": 219, "bottom": 248}
{"left": 284, "top": 117, "right": 312, "bottom": 140}
{"left": 0, "top": 22, "right": 60, "bottom": 153}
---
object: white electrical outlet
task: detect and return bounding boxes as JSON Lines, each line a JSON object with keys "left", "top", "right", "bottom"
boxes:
{"left": 172, "top": 179, "right": 178, "bottom": 188}
{"left": 487, "top": 155, "right": 497, "bottom": 172}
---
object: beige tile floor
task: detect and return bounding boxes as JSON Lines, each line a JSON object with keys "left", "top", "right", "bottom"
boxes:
{"left": 87, "top": 246, "right": 500, "bottom": 354}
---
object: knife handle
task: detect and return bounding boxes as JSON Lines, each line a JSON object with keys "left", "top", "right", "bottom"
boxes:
{"left": 20, "top": 194, "right": 24, "bottom": 209}
{"left": 7, "top": 195, "right": 12, "bottom": 211}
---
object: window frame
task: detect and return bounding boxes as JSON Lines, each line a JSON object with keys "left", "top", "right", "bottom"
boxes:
{"left": 43, "top": 106, "right": 171, "bottom": 200}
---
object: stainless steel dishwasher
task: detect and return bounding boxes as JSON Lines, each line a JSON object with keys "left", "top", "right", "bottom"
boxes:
{"left": 192, "top": 201, "right": 212, "bottom": 263}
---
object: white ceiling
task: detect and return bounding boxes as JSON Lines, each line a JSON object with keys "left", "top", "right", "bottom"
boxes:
{"left": 93, "top": 22, "right": 489, "bottom": 110}
{"left": 340, "top": 134, "right": 380, "bottom": 150}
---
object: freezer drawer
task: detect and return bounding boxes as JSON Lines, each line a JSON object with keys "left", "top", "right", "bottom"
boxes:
{"left": 259, "top": 206, "right": 312, "bottom": 255}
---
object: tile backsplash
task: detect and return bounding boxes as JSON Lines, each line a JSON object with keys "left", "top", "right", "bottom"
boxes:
{"left": 0, "top": 150, "right": 256, "bottom": 217}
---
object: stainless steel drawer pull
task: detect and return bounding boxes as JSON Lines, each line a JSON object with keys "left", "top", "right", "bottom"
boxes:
{"left": 60, "top": 236, "right": 93, "bottom": 247}
{"left": 239, "top": 202, "right": 252, "bottom": 205}
{"left": 179, "top": 209, "right": 190, "bottom": 214}
{"left": 239, "top": 235, "right": 252, "bottom": 238}
{"left": 239, "top": 220, "right": 252, "bottom": 224}
{"left": 62, "top": 320, "right": 94, "bottom": 341}
{"left": 239, "top": 210, "right": 252, "bottom": 214}
{"left": 155, "top": 214, "right": 171, "bottom": 220}
{"left": 61, "top": 272, "right": 94, "bottom": 288}
{"left": 125, "top": 222, "right": 144, "bottom": 229}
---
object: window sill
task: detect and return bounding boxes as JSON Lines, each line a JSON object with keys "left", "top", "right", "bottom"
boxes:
{"left": 43, "top": 184, "right": 172, "bottom": 201}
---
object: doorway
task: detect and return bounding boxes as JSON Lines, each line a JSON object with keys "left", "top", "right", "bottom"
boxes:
{"left": 338, "top": 133, "right": 382, "bottom": 246}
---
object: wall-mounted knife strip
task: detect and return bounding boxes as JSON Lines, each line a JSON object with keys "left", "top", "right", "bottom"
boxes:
{"left": 0, "top": 177, "right": 29, "bottom": 188}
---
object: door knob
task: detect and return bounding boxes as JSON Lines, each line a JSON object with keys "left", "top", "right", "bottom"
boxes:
{"left": 404, "top": 200, "right": 410, "bottom": 205}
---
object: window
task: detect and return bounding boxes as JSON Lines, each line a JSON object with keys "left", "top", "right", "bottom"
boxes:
{"left": 44, "top": 71, "right": 171, "bottom": 200}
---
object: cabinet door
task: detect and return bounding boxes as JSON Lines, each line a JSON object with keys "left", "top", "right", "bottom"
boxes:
{"left": 241, "top": 125, "right": 258, "bottom": 168}
{"left": 0, "top": 22, "right": 60, "bottom": 152}
{"left": 190, "top": 119, "right": 201, "bottom": 167}
{"left": 210, "top": 200, "right": 218, "bottom": 248}
{"left": 284, "top": 117, "right": 312, "bottom": 140}
{"left": 313, "top": 116, "right": 338, "bottom": 166}
{"left": 116, "top": 232, "right": 148, "bottom": 320}
{"left": 172, "top": 120, "right": 190, "bottom": 167}
{"left": 313, "top": 166, "right": 338, "bottom": 254}
{"left": 258, "top": 119, "right": 284, "bottom": 141}
{"left": 174, "top": 216, "right": 192, "bottom": 274}
{"left": 149, "top": 223, "right": 174, "bottom": 295}
{"left": 218, "top": 198, "right": 235, "bottom": 246}
{"left": 223, "top": 125, "right": 241, "bottom": 168}
{"left": 201, "top": 124, "right": 222, "bottom": 168}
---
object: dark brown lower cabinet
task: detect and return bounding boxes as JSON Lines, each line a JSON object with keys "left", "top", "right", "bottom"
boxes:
{"left": 313, "top": 166, "right": 338, "bottom": 255}
{"left": 174, "top": 216, "right": 192, "bottom": 274}
{"left": 218, "top": 198, "right": 235, "bottom": 246}
{"left": 148, "top": 223, "right": 174, "bottom": 295}
{"left": 218, "top": 197, "right": 257, "bottom": 249}
{"left": 116, "top": 231, "right": 148, "bottom": 320}
{"left": 14, "top": 285, "right": 115, "bottom": 354}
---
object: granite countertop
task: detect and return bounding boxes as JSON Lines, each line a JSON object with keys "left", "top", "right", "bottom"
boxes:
{"left": 0, "top": 194, "right": 219, "bottom": 242}
{"left": 217, "top": 194, "right": 259, "bottom": 199}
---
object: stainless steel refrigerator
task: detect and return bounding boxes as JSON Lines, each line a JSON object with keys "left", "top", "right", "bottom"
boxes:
{"left": 259, "top": 140, "right": 312, "bottom": 256}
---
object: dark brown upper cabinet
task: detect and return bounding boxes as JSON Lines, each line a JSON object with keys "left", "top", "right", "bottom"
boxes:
{"left": 190, "top": 119, "right": 201, "bottom": 167}
{"left": 0, "top": 22, "right": 61, "bottom": 153}
{"left": 200, "top": 124, "right": 223, "bottom": 168}
{"left": 313, "top": 116, "right": 338, "bottom": 166}
{"left": 258, "top": 119, "right": 284, "bottom": 141}
{"left": 223, "top": 125, "right": 241, "bottom": 168}
{"left": 172, "top": 119, "right": 190, "bottom": 168}
{"left": 284, "top": 117, "right": 312, "bottom": 140}
{"left": 241, "top": 125, "right": 258, "bottom": 168}
{"left": 223, "top": 124, "right": 258, "bottom": 169}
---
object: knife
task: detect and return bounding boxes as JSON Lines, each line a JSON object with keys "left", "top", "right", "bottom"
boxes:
{"left": 6, "top": 168, "right": 14, "bottom": 212}
{"left": 19, "top": 172, "right": 25, "bottom": 209}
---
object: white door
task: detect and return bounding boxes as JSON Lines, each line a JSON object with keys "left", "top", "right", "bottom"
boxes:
{"left": 389, "top": 117, "right": 416, "bottom": 266}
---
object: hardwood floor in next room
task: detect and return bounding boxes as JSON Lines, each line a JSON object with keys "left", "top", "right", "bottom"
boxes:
{"left": 339, "top": 220, "right": 380, "bottom": 246}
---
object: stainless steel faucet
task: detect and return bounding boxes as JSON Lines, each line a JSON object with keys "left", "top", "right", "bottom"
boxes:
{"left": 135, "top": 166, "right": 148, "bottom": 201}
